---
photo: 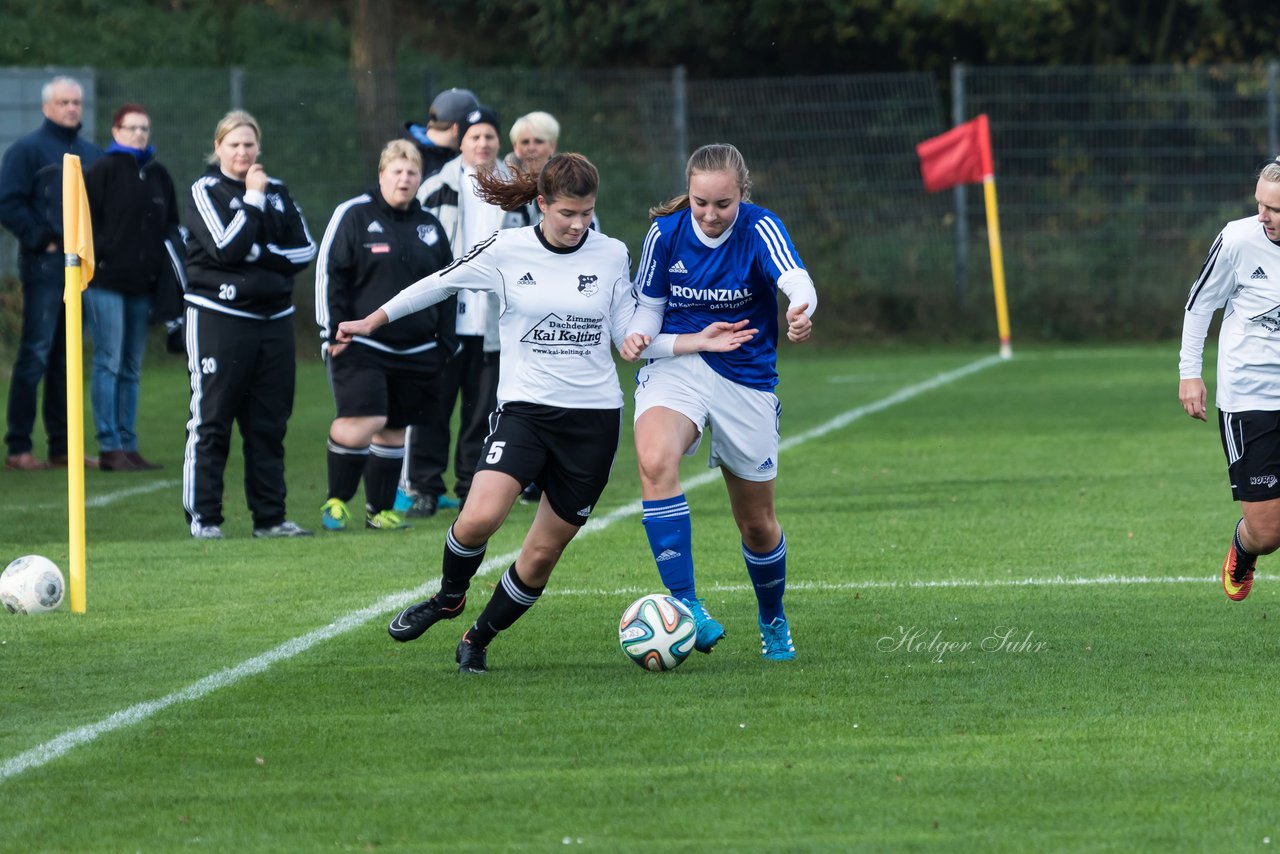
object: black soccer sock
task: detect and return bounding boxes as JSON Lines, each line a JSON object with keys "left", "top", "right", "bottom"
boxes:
{"left": 440, "top": 523, "right": 487, "bottom": 599}
{"left": 364, "top": 443, "right": 405, "bottom": 514}
{"left": 468, "top": 564, "right": 544, "bottom": 647}
{"left": 327, "top": 439, "right": 369, "bottom": 503}
{"left": 1234, "top": 519, "right": 1258, "bottom": 568}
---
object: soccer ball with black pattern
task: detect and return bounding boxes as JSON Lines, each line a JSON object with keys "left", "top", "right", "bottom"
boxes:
{"left": 618, "top": 593, "right": 696, "bottom": 671}
{"left": 0, "top": 555, "right": 65, "bottom": 614}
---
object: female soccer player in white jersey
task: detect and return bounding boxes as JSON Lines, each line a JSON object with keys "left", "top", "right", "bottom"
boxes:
{"left": 622, "top": 143, "right": 817, "bottom": 661}
{"left": 336, "top": 153, "right": 753, "bottom": 673}
{"left": 1180, "top": 157, "right": 1280, "bottom": 602}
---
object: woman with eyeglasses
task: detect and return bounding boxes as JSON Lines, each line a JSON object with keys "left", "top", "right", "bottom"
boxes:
{"left": 84, "top": 103, "right": 182, "bottom": 472}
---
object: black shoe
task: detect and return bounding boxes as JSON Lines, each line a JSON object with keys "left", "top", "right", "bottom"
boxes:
{"left": 405, "top": 493, "right": 438, "bottom": 519}
{"left": 387, "top": 594, "right": 466, "bottom": 642}
{"left": 456, "top": 630, "right": 488, "bottom": 673}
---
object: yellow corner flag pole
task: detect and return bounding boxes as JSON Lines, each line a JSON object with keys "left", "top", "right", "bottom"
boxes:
{"left": 982, "top": 174, "right": 1013, "bottom": 360}
{"left": 62, "top": 153, "right": 94, "bottom": 614}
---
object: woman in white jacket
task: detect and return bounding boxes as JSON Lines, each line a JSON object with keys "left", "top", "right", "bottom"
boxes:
{"left": 403, "top": 106, "right": 530, "bottom": 515}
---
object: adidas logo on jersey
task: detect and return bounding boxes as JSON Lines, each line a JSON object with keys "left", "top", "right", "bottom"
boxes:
{"left": 656, "top": 549, "right": 682, "bottom": 562}
{"left": 668, "top": 260, "right": 689, "bottom": 274}
{"left": 1252, "top": 266, "right": 1269, "bottom": 280}
{"left": 367, "top": 221, "right": 384, "bottom": 233}
{"left": 756, "top": 457, "right": 775, "bottom": 472}
{"left": 517, "top": 272, "right": 537, "bottom": 286}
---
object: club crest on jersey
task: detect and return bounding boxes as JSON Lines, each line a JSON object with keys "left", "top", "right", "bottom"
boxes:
{"left": 417, "top": 224, "right": 439, "bottom": 246}
{"left": 267, "top": 193, "right": 286, "bottom": 213}
{"left": 577, "top": 274, "right": 599, "bottom": 296}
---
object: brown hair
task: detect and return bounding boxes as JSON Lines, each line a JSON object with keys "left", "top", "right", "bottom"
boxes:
{"left": 649, "top": 143, "right": 753, "bottom": 220}
{"left": 474, "top": 152, "right": 599, "bottom": 212}
{"left": 206, "top": 110, "right": 261, "bottom": 165}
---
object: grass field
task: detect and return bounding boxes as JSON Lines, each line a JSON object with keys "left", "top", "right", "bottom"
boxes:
{"left": 0, "top": 342, "right": 1271, "bottom": 852}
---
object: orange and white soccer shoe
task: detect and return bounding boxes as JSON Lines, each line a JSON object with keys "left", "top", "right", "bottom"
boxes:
{"left": 1222, "top": 543, "right": 1255, "bottom": 602}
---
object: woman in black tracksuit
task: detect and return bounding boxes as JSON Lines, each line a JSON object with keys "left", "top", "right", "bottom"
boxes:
{"left": 315, "top": 139, "right": 457, "bottom": 532}
{"left": 182, "top": 110, "right": 317, "bottom": 540}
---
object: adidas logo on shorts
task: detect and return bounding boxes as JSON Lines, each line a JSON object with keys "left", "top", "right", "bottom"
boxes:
{"left": 577, "top": 505, "right": 593, "bottom": 517}
{"left": 756, "top": 457, "right": 775, "bottom": 472}
{"left": 668, "top": 260, "right": 689, "bottom": 274}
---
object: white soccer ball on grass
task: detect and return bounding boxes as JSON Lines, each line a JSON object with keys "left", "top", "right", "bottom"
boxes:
{"left": 0, "top": 555, "right": 65, "bottom": 614}
{"left": 619, "top": 593, "right": 697, "bottom": 671}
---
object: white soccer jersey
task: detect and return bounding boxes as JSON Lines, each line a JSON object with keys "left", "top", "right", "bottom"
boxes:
{"left": 1181, "top": 215, "right": 1280, "bottom": 412}
{"left": 381, "top": 225, "right": 634, "bottom": 409}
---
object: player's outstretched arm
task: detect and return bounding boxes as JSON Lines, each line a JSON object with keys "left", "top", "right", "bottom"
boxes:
{"left": 677, "top": 319, "right": 757, "bottom": 354}
{"left": 336, "top": 309, "right": 389, "bottom": 343}
{"left": 1179, "top": 377, "right": 1208, "bottom": 422}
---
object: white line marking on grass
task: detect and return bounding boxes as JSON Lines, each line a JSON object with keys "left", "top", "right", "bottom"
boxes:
{"left": 0, "top": 355, "right": 1001, "bottom": 784}
{"left": 28, "top": 479, "right": 179, "bottom": 511}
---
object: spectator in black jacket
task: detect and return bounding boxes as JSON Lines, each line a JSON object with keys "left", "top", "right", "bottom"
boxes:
{"left": 0, "top": 76, "right": 101, "bottom": 471}
{"left": 182, "top": 110, "right": 317, "bottom": 540}
{"left": 315, "top": 139, "right": 457, "bottom": 532}
{"left": 84, "top": 103, "right": 182, "bottom": 472}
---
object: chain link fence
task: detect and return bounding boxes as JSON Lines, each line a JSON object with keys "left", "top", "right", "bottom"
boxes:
{"left": 2, "top": 63, "right": 1278, "bottom": 351}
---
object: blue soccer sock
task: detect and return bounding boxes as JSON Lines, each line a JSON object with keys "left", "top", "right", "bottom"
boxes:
{"left": 642, "top": 494, "right": 696, "bottom": 600}
{"left": 744, "top": 532, "right": 787, "bottom": 624}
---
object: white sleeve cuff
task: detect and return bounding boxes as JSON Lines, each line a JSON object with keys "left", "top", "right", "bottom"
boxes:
{"left": 243, "top": 189, "right": 266, "bottom": 210}
{"left": 777, "top": 269, "right": 817, "bottom": 316}
{"left": 639, "top": 333, "right": 677, "bottom": 359}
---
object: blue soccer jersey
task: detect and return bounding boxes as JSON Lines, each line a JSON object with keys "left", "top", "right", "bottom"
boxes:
{"left": 634, "top": 202, "right": 807, "bottom": 390}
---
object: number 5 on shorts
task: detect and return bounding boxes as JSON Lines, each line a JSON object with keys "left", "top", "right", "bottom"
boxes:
{"left": 486, "top": 441, "right": 506, "bottom": 464}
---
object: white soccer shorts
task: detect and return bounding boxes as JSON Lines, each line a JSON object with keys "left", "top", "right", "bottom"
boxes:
{"left": 634, "top": 354, "right": 781, "bottom": 482}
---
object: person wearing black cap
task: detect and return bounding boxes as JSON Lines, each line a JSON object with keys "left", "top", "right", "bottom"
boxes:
{"left": 402, "top": 105, "right": 529, "bottom": 516}
{"left": 401, "top": 87, "right": 479, "bottom": 180}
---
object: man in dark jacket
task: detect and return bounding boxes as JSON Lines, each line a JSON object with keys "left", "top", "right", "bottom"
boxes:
{"left": 0, "top": 76, "right": 102, "bottom": 470}
{"left": 402, "top": 88, "right": 478, "bottom": 182}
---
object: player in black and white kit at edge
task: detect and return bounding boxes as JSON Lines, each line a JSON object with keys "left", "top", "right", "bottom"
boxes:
{"left": 1180, "top": 157, "right": 1280, "bottom": 602}
{"left": 337, "top": 153, "right": 755, "bottom": 673}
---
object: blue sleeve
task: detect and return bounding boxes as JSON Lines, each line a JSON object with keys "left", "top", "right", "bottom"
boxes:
{"left": 750, "top": 212, "right": 806, "bottom": 285}
{"left": 633, "top": 220, "right": 671, "bottom": 302}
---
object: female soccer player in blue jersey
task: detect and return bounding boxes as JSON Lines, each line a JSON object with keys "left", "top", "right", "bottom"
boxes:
{"left": 622, "top": 143, "right": 817, "bottom": 661}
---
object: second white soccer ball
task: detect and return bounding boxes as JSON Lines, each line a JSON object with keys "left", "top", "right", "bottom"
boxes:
{"left": 619, "top": 593, "right": 697, "bottom": 671}
{"left": 0, "top": 555, "right": 65, "bottom": 614}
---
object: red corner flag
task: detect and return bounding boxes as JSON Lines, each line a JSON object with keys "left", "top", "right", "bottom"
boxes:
{"left": 916, "top": 114, "right": 993, "bottom": 192}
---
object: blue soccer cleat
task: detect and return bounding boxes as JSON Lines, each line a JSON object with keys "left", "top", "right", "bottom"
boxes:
{"left": 759, "top": 616, "right": 797, "bottom": 661}
{"left": 679, "top": 596, "right": 726, "bottom": 654}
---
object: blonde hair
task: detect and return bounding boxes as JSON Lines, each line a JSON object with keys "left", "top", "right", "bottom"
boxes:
{"left": 475, "top": 153, "right": 598, "bottom": 213}
{"left": 379, "top": 139, "right": 422, "bottom": 173}
{"left": 1260, "top": 157, "right": 1280, "bottom": 183}
{"left": 207, "top": 110, "right": 261, "bottom": 165}
{"left": 649, "top": 143, "right": 753, "bottom": 220}
{"left": 509, "top": 111, "right": 560, "bottom": 147}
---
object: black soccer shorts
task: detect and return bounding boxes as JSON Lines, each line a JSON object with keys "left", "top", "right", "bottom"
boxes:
{"left": 476, "top": 402, "right": 621, "bottom": 526}
{"left": 1219, "top": 409, "right": 1280, "bottom": 502}
{"left": 328, "top": 343, "right": 446, "bottom": 430}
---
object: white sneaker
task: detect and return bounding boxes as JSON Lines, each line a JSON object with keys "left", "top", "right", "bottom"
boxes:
{"left": 191, "top": 523, "right": 224, "bottom": 540}
{"left": 252, "top": 520, "right": 313, "bottom": 538}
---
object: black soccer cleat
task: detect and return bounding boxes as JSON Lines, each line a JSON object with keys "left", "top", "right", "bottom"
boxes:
{"left": 387, "top": 594, "right": 466, "bottom": 642}
{"left": 455, "top": 630, "right": 489, "bottom": 674}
